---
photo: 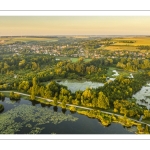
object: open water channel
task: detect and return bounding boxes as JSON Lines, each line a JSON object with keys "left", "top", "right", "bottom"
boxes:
{"left": 0, "top": 97, "right": 134, "bottom": 134}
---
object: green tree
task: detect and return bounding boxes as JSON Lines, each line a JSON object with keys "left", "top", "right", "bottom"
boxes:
{"left": 97, "top": 92, "right": 109, "bottom": 109}
{"left": 53, "top": 97, "right": 58, "bottom": 106}
{"left": 69, "top": 106, "right": 76, "bottom": 112}
{"left": 10, "top": 92, "right": 20, "bottom": 100}
{"left": 61, "top": 100, "right": 66, "bottom": 109}
{"left": 82, "top": 88, "right": 92, "bottom": 100}
{"left": 30, "top": 77, "right": 37, "bottom": 100}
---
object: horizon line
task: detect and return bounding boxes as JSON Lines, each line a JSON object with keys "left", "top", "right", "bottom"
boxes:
{"left": 1, "top": 35, "right": 150, "bottom": 37}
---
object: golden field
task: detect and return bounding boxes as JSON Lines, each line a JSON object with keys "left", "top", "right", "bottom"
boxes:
{"left": 0, "top": 37, "right": 58, "bottom": 44}
{"left": 103, "top": 36, "right": 150, "bottom": 51}
{"left": 113, "top": 37, "right": 150, "bottom": 45}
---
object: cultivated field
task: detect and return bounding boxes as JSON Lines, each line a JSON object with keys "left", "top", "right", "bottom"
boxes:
{"left": 103, "top": 36, "right": 150, "bottom": 51}
{"left": 104, "top": 45, "right": 137, "bottom": 51}
{"left": 113, "top": 36, "right": 150, "bottom": 46}
{"left": 0, "top": 37, "right": 58, "bottom": 44}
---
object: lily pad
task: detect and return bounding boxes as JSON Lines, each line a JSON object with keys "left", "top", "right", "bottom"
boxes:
{"left": 0, "top": 104, "right": 78, "bottom": 134}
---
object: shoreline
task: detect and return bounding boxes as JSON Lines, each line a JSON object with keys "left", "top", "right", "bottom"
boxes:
{"left": 1, "top": 90, "right": 150, "bottom": 127}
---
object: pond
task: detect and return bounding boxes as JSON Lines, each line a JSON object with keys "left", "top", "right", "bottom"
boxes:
{"left": 56, "top": 80, "right": 104, "bottom": 93}
{"left": 133, "top": 84, "right": 150, "bottom": 109}
{"left": 0, "top": 97, "right": 134, "bottom": 134}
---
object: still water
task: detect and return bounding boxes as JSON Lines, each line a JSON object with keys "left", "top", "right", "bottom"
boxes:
{"left": 0, "top": 98, "right": 134, "bottom": 134}
{"left": 56, "top": 80, "right": 104, "bottom": 93}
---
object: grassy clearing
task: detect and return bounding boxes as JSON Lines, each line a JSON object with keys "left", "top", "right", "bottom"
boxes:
{"left": 70, "top": 58, "right": 79, "bottom": 62}
{"left": 70, "top": 58, "right": 92, "bottom": 63}
{"left": 107, "top": 67, "right": 129, "bottom": 77}
{"left": 106, "top": 67, "right": 118, "bottom": 77}
{"left": 56, "top": 57, "right": 92, "bottom": 63}
{"left": 1, "top": 92, "right": 10, "bottom": 97}
{"left": 56, "top": 56, "right": 71, "bottom": 61}
{"left": 84, "top": 58, "right": 92, "bottom": 62}
{"left": 106, "top": 66, "right": 139, "bottom": 78}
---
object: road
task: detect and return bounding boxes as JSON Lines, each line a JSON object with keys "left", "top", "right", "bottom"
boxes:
{"left": 1, "top": 91, "right": 94, "bottom": 110}
{"left": 1, "top": 90, "right": 150, "bottom": 126}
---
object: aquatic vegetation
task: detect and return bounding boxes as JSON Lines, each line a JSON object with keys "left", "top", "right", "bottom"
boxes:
{"left": 4, "top": 99, "right": 16, "bottom": 104}
{"left": 29, "top": 127, "right": 45, "bottom": 134}
{"left": 0, "top": 104, "right": 78, "bottom": 134}
{"left": 25, "top": 123, "right": 32, "bottom": 128}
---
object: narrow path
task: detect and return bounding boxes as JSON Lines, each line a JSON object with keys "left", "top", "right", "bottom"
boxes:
{"left": 1, "top": 90, "right": 150, "bottom": 126}
{"left": 1, "top": 91, "right": 53, "bottom": 102}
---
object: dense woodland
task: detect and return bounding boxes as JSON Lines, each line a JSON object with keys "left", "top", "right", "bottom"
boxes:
{"left": 0, "top": 54, "right": 150, "bottom": 118}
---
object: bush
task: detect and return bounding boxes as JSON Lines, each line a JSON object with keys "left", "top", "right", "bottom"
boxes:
{"left": 69, "top": 106, "right": 76, "bottom": 112}
{"left": 0, "top": 92, "right": 5, "bottom": 99}
{"left": 9, "top": 92, "right": 20, "bottom": 100}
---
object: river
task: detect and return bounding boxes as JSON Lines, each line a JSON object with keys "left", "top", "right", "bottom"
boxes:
{"left": 0, "top": 97, "right": 134, "bottom": 134}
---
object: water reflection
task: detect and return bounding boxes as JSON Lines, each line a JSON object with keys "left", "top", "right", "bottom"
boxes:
{"left": 47, "top": 104, "right": 52, "bottom": 108}
{"left": 16, "top": 99, "right": 21, "bottom": 104}
{"left": 41, "top": 103, "right": 46, "bottom": 107}
{"left": 0, "top": 107, "right": 4, "bottom": 113}
{"left": 62, "top": 108, "right": 66, "bottom": 114}
{"left": 1, "top": 97, "right": 5, "bottom": 101}
{"left": 70, "top": 111, "right": 76, "bottom": 114}
{"left": 53, "top": 106, "right": 58, "bottom": 112}
{"left": 31, "top": 100, "right": 40, "bottom": 106}
{"left": 97, "top": 120, "right": 111, "bottom": 127}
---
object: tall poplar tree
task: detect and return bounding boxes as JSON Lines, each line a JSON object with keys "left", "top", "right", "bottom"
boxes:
{"left": 30, "top": 77, "right": 37, "bottom": 100}
{"left": 97, "top": 92, "right": 109, "bottom": 109}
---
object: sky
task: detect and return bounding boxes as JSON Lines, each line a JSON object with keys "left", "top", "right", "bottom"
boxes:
{"left": 0, "top": 16, "right": 150, "bottom": 36}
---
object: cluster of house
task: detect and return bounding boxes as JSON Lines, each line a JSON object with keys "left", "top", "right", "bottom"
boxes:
{"left": 2, "top": 40, "right": 149, "bottom": 60}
